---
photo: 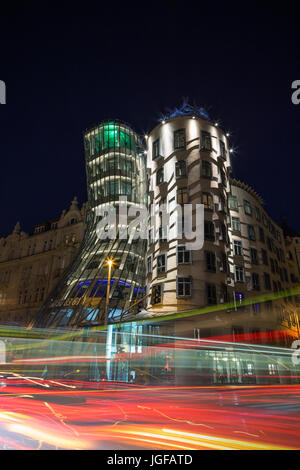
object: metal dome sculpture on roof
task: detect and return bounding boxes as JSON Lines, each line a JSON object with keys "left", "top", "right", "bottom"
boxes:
{"left": 159, "top": 98, "right": 210, "bottom": 122}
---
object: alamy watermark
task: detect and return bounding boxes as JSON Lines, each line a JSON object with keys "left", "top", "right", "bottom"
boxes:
{"left": 291, "top": 80, "right": 300, "bottom": 105}
{"left": 95, "top": 197, "right": 204, "bottom": 251}
{"left": 0, "top": 80, "right": 6, "bottom": 104}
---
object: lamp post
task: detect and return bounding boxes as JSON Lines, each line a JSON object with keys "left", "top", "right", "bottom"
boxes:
{"left": 104, "top": 258, "right": 114, "bottom": 325}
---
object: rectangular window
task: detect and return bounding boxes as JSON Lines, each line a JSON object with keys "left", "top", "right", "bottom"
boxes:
{"left": 270, "top": 258, "right": 275, "bottom": 273}
{"left": 152, "top": 138, "right": 160, "bottom": 160}
{"left": 219, "top": 223, "right": 227, "bottom": 242}
{"left": 267, "top": 237, "right": 273, "bottom": 251}
{"left": 219, "top": 169, "right": 226, "bottom": 186}
{"left": 231, "top": 216, "right": 241, "bottom": 232}
{"left": 157, "top": 254, "right": 167, "bottom": 274}
{"left": 219, "top": 140, "right": 226, "bottom": 159}
{"left": 177, "top": 277, "right": 192, "bottom": 297}
{"left": 234, "top": 265, "right": 244, "bottom": 282}
{"left": 220, "top": 283, "right": 228, "bottom": 302}
{"left": 262, "top": 213, "right": 268, "bottom": 227}
{"left": 204, "top": 221, "right": 215, "bottom": 241}
{"left": 221, "top": 253, "right": 228, "bottom": 273}
{"left": 147, "top": 255, "right": 152, "bottom": 274}
{"left": 250, "top": 248, "right": 259, "bottom": 264}
{"left": 205, "top": 251, "right": 216, "bottom": 272}
{"left": 148, "top": 227, "right": 154, "bottom": 245}
{"left": 259, "top": 227, "right": 265, "bottom": 243}
{"left": 177, "top": 245, "right": 192, "bottom": 264}
{"left": 201, "top": 160, "right": 212, "bottom": 178}
{"left": 251, "top": 273, "right": 260, "bottom": 291}
{"left": 175, "top": 160, "right": 187, "bottom": 178}
{"left": 177, "top": 187, "right": 189, "bottom": 204}
{"left": 121, "top": 181, "right": 132, "bottom": 195}
{"left": 108, "top": 180, "right": 118, "bottom": 195}
{"left": 159, "top": 226, "right": 168, "bottom": 242}
{"left": 174, "top": 129, "right": 186, "bottom": 150}
{"left": 243, "top": 200, "right": 252, "bottom": 215}
{"left": 261, "top": 248, "right": 268, "bottom": 265}
{"left": 248, "top": 225, "right": 256, "bottom": 241}
{"left": 151, "top": 284, "right": 163, "bottom": 304}
{"left": 207, "top": 283, "right": 217, "bottom": 304}
{"left": 202, "top": 192, "right": 214, "bottom": 210}
{"left": 233, "top": 239, "right": 243, "bottom": 256}
{"left": 254, "top": 206, "right": 261, "bottom": 221}
{"left": 156, "top": 167, "right": 164, "bottom": 185}
{"left": 228, "top": 195, "right": 238, "bottom": 210}
{"left": 201, "top": 130, "right": 212, "bottom": 151}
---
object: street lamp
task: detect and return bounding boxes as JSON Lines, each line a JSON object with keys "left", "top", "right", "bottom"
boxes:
{"left": 104, "top": 257, "right": 115, "bottom": 325}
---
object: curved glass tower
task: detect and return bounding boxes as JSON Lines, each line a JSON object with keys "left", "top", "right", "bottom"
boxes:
{"left": 34, "top": 120, "right": 147, "bottom": 328}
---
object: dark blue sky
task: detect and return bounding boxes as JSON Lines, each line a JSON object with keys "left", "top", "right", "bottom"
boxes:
{"left": 0, "top": 2, "right": 299, "bottom": 236}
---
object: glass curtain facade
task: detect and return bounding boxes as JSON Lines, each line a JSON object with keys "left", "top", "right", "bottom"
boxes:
{"left": 33, "top": 120, "right": 147, "bottom": 328}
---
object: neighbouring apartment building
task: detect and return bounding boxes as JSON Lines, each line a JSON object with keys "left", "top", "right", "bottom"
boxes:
{"left": 0, "top": 197, "right": 87, "bottom": 325}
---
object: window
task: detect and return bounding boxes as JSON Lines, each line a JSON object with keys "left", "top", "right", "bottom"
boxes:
{"left": 202, "top": 192, "right": 214, "bottom": 210}
{"left": 219, "top": 223, "right": 227, "bottom": 242}
{"left": 205, "top": 251, "right": 216, "bottom": 272}
{"left": 251, "top": 273, "right": 260, "bottom": 291}
{"left": 267, "top": 237, "right": 273, "bottom": 251}
{"left": 243, "top": 200, "right": 252, "bottom": 215}
{"left": 270, "top": 258, "right": 275, "bottom": 273}
{"left": 108, "top": 158, "right": 115, "bottom": 172}
{"left": 248, "top": 225, "right": 256, "bottom": 241}
{"left": 207, "top": 284, "right": 217, "bottom": 304}
{"left": 276, "top": 231, "right": 282, "bottom": 244}
{"left": 157, "top": 254, "right": 167, "bottom": 274}
{"left": 261, "top": 248, "right": 268, "bottom": 265}
{"left": 177, "top": 187, "right": 189, "bottom": 204}
{"left": 233, "top": 240, "right": 243, "bottom": 256}
{"left": 121, "top": 181, "right": 132, "bottom": 195}
{"left": 234, "top": 265, "right": 244, "bottom": 282}
{"left": 174, "top": 129, "right": 186, "bottom": 150}
{"left": 200, "top": 130, "right": 212, "bottom": 151}
{"left": 151, "top": 284, "right": 163, "bottom": 304}
{"left": 148, "top": 227, "right": 154, "bottom": 245}
{"left": 108, "top": 180, "right": 118, "bottom": 195}
{"left": 156, "top": 167, "right": 164, "bottom": 185}
{"left": 250, "top": 248, "right": 259, "bottom": 264}
{"left": 177, "top": 277, "right": 192, "bottom": 297}
{"left": 220, "top": 253, "right": 228, "bottom": 273}
{"left": 175, "top": 160, "right": 187, "bottom": 178}
{"left": 262, "top": 213, "right": 268, "bottom": 227}
{"left": 201, "top": 160, "right": 212, "bottom": 178}
{"left": 259, "top": 227, "right": 265, "bottom": 243}
{"left": 147, "top": 255, "right": 152, "bottom": 274}
{"left": 220, "top": 284, "right": 228, "bottom": 302}
{"left": 204, "top": 221, "right": 215, "bottom": 241}
{"left": 218, "top": 194, "right": 226, "bottom": 212}
{"left": 159, "top": 226, "right": 168, "bottom": 242}
{"left": 219, "top": 140, "right": 226, "bottom": 159}
{"left": 228, "top": 195, "right": 238, "bottom": 210}
{"left": 231, "top": 216, "right": 241, "bottom": 232}
{"left": 254, "top": 206, "right": 261, "bottom": 221}
{"left": 152, "top": 138, "right": 160, "bottom": 160}
{"left": 219, "top": 169, "right": 226, "bottom": 186}
{"left": 177, "top": 245, "right": 192, "bottom": 264}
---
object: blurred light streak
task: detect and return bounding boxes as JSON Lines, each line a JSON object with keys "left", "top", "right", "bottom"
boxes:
{"left": 163, "top": 428, "right": 292, "bottom": 450}
{"left": 6, "top": 423, "right": 93, "bottom": 450}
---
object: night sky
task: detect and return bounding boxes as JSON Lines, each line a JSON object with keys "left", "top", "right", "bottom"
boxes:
{"left": 0, "top": 2, "right": 299, "bottom": 237}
